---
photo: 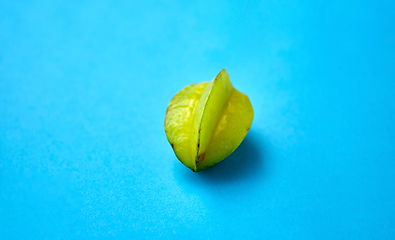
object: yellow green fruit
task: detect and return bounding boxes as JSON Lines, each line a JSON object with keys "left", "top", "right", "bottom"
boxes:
{"left": 164, "top": 69, "right": 254, "bottom": 172}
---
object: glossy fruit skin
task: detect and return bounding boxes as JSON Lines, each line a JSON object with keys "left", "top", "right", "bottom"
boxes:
{"left": 164, "top": 69, "right": 254, "bottom": 172}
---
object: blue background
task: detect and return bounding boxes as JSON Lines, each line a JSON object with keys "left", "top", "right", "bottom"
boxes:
{"left": 1, "top": 0, "right": 395, "bottom": 239}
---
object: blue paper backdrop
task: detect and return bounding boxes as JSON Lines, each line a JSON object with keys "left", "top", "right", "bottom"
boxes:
{"left": 1, "top": 0, "right": 394, "bottom": 239}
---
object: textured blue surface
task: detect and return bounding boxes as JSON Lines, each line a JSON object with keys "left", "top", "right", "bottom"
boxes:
{"left": 1, "top": 0, "right": 395, "bottom": 239}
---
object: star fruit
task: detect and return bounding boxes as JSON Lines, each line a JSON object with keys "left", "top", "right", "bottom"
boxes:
{"left": 164, "top": 69, "right": 254, "bottom": 172}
